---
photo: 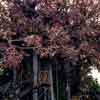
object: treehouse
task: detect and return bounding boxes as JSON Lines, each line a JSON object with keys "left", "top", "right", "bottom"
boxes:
{"left": 0, "top": 41, "right": 56, "bottom": 100}
{"left": 0, "top": 42, "right": 81, "bottom": 100}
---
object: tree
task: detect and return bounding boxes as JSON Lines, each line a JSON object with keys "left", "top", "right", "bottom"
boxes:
{"left": 0, "top": 0, "right": 100, "bottom": 99}
{"left": 0, "top": 0, "right": 100, "bottom": 68}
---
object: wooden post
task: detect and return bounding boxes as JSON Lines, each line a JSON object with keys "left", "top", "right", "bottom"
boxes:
{"left": 64, "top": 61, "right": 71, "bottom": 100}
{"left": 66, "top": 80, "right": 71, "bottom": 100}
{"left": 12, "top": 67, "right": 18, "bottom": 100}
{"left": 55, "top": 59, "right": 59, "bottom": 100}
{"left": 33, "top": 52, "right": 38, "bottom": 100}
{"left": 49, "top": 64, "right": 55, "bottom": 100}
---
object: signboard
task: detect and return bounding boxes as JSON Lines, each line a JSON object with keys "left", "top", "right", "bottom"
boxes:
{"left": 39, "top": 70, "right": 49, "bottom": 84}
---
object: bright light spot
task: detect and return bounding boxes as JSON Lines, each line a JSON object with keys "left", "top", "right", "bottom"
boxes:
{"left": 67, "top": 8, "right": 70, "bottom": 13}
{"left": 91, "top": 67, "right": 100, "bottom": 84}
{"left": 0, "top": 0, "right": 8, "bottom": 8}
{"left": 35, "top": 4, "right": 41, "bottom": 11}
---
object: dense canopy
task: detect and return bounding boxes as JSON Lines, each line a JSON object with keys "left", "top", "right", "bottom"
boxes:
{"left": 0, "top": 0, "right": 100, "bottom": 70}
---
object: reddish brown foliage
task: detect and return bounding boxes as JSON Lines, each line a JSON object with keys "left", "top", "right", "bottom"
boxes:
{"left": 0, "top": 0, "right": 100, "bottom": 69}
{"left": 4, "top": 46, "right": 24, "bottom": 68}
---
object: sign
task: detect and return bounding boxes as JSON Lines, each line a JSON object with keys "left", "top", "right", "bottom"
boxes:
{"left": 39, "top": 70, "right": 49, "bottom": 84}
